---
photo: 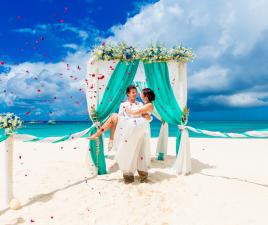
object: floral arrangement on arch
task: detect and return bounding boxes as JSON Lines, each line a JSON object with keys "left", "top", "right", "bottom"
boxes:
{"left": 117, "top": 42, "right": 140, "bottom": 61}
{"left": 92, "top": 42, "right": 140, "bottom": 61}
{"left": 91, "top": 42, "right": 195, "bottom": 62}
{"left": 0, "top": 113, "right": 23, "bottom": 133}
{"left": 169, "top": 45, "right": 195, "bottom": 63}
{"left": 92, "top": 43, "right": 117, "bottom": 61}
{"left": 180, "top": 107, "right": 189, "bottom": 125}
{"left": 141, "top": 44, "right": 169, "bottom": 62}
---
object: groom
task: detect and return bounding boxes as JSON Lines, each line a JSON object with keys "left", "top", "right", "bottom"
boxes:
{"left": 115, "top": 84, "right": 152, "bottom": 183}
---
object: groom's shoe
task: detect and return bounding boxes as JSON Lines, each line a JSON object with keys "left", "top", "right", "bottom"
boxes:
{"left": 137, "top": 170, "right": 148, "bottom": 183}
{"left": 123, "top": 174, "right": 134, "bottom": 184}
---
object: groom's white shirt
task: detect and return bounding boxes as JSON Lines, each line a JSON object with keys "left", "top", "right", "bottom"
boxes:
{"left": 118, "top": 100, "right": 144, "bottom": 118}
{"left": 118, "top": 100, "right": 153, "bottom": 121}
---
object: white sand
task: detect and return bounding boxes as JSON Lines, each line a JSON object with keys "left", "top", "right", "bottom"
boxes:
{"left": 0, "top": 137, "right": 268, "bottom": 225}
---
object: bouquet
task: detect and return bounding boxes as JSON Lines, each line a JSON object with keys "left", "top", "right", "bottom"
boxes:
{"left": 0, "top": 113, "right": 23, "bottom": 134}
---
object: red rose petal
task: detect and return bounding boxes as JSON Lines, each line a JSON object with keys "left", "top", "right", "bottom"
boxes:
{"left": 97, "top": 75, "right": 105, "bottom": 80}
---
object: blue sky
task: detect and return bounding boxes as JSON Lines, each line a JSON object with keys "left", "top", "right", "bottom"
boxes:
{"left": 0, "top": 0, "right": 268, "bottom": 121}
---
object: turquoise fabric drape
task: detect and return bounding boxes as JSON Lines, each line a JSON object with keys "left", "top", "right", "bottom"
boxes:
{"left": 0, "top": 134, "right": 9, "bottom": 142}
{"left": 89, "top": 60, "right": 139, "bottom": 174}
{"left": 143, "top": 62, "right": 183, "bottom": 156}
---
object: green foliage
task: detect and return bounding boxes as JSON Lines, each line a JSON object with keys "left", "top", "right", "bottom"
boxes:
{"left": 90, "top": 108, "right": 99, "bottom": 122}
{"left": 180, "top": 106, "right": 189, "bottom": 125}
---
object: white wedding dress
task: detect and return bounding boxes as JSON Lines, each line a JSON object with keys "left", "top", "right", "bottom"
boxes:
{"left": 112, "top": 101, "right": 151, "bottom": 174}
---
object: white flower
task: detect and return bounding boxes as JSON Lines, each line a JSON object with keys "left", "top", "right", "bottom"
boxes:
{"left": 12, "top": 120, "right": 17, "bottom": 127}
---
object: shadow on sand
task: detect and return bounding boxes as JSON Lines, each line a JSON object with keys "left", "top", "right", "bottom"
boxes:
{"left": 0, "top": 175, "right": 97, "bottom": 216}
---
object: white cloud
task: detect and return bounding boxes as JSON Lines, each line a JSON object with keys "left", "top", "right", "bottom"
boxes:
{"left": 3, "top": 0, "right": 268, "bottom": 115}
{"left": 59, "top": 23, "right": 89, "bottom": 41}
{"left": 4, "top": 20, "right": 99, "bottom": 118}
{"left": 13, "top": 23, "right": 91, "bottom": 42}
{"left": 105, "top": 0, "right": 268, "bottom": 111}
{"left": 189, "top": 65, "right": 230, "bottom": 92}
{"left": 13, "top": 28, "right": 38, "bottom": 34}
{"left": 201, "top": 91, "right": 268, "bottom": 108}
{"left": 0, "top": 50, "right": 89, "bottom": 117}
{"left": 63, "top": 43, "right": 79, "bottom": 50}
{"left": 108, "top": 0, "right": 268, "bottom": 57}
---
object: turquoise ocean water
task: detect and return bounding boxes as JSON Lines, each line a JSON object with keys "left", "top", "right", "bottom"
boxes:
{"left": 1, "top": 120, "right": 268, "bottom": 138}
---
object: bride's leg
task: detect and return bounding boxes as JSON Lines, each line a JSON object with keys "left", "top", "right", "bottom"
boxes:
{"left": 109, "top": 115, "right": 118, "bottom": 140}
{"left": 88, "top": 113, "right": 118, "bottom": 140}
{"left": 107, "top": 114, "right": 118, "bottom": 150}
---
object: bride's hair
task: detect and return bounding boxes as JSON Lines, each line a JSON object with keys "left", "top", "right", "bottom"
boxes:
{"left": 142, "top": 88, "right": 155, "bottom": 102}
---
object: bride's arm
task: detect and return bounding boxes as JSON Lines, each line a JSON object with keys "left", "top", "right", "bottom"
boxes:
{"left": 126, "top": 103, "right": 153, "bottom": 116}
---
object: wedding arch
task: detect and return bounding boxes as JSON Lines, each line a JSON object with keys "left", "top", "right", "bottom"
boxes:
{"left": 85, "top": 43, "right": 195, "bottom": 175}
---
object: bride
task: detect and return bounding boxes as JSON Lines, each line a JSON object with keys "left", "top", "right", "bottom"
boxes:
{"left": 88, "top": 87, "right": 155, "bottom": 183}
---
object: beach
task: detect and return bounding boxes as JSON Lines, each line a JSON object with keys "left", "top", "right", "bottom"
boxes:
{"left": 0, "top": 137, "right": 268, "bottom": 225}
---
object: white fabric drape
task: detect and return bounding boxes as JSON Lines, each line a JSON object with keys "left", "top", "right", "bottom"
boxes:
{"left": 155, "top": 122, "right": 168, "bottom": 157}
{"left": 168, "top": 61, "right": 188, "bottom": 109}
{"left": 171, "top": 125, "right": 191, "bottom": 175}
{"left": 85, "top": 57, "right": 119, "bottom": 113}
{"left": 168, "top": 61, "right": 191, "bottom": 175}
{"left": 0, "top": 133, "right": 14, "bottom": 207}
{"left": 85, "top": 57, "right": 119, "bottom": 168}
